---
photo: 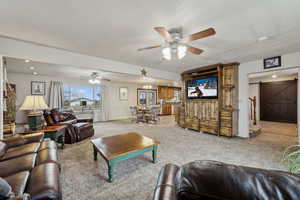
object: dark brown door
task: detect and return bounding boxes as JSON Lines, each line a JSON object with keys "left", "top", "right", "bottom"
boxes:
{"left": 260, "top": 80, "right": 297, "bottom": 123}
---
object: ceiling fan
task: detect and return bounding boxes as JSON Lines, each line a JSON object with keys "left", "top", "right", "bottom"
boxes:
{"left": 88, "top": 72, "right": 111, "bottom": 84}
{"left": 138, "top": 27, "right": 216, "bottom": 60}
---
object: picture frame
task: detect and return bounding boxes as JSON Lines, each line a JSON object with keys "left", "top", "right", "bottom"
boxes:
{"left": 119, "top": 87, "right": 128, "bottom": 101}
{"left": 263, "top": 56, "right": 281, "bottom": 69}
{"left": 31, "top": 81, "right": 46, "bottom": 95}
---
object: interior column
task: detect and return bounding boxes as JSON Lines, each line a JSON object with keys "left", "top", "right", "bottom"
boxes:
{"left": 0, "top": 56, "right": 3, "bottom": 139}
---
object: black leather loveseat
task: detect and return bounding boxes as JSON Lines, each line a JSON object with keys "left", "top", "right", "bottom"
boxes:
{"left": 153, "top": 160, "right": 300, "bottom": 200}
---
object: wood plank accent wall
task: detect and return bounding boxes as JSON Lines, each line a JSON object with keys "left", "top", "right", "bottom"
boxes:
{"left": 176, "top": 62, "right": 239, "bottom": 137}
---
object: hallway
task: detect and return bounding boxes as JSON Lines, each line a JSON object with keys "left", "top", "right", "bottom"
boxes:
{"left": 260, "top": 121, "right": 298, "bottom": 137}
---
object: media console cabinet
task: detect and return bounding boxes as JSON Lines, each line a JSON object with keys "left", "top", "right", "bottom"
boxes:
{"left": 175, "top": 63, "right": 239, "bottom": 137}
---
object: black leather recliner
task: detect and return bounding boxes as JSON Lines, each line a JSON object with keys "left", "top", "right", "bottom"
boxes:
{"left": 153, "top": 160, "right": 300, "bottom": 200}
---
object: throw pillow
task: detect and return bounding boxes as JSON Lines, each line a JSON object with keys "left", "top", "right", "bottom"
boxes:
{"left": 0, "top": 142, "right": 7, "bottom": 158}
{"left": 43, "top": 112, "right": 55, "bottom": 126}
{"left": 0, "top": 178, "right": 12, "bottom": 199}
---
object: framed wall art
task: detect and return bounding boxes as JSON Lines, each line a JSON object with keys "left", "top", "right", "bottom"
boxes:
{"left": 264, "top": 56, "right": 281, "bottom": 69}
{"left": 31, "top": 81, "right": 46, "bottom": 95}
{"left": 119, "top": 87, "right": 128, "bottom": 101}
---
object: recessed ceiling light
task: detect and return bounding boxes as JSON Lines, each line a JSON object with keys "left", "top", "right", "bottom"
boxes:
{"left": 25, "top": 59, "right": 30, "bottom": 63}
{"left": 258, "top": 36, "right": 269, "bottom": 42}
{"left": 33, "top": 72, "right": 38, "bottom": 75}
{"left": 272, "top": 74, "right": 277, "bottom": 78}
{"left": 29, "top": 66, "right": 35, "bottom": 70}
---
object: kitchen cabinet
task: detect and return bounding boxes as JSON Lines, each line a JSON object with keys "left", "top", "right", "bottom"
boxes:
{"left": 162, "top": 103, "right": 172, "bottom": 115}
{"left": 158, "top": 86, "right": 180, "bottom": 100}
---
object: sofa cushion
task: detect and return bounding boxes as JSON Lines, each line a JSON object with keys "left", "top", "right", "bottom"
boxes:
{"left": 0, "top": 142, "right": 7, "bottom": 158}
{"left": 0, "top": 177, "right": 12, "bottom": 199}
{"left": 177, "top": 160, "right": 300, "bottom": 200}
{"left": 0, "top": 154, "right": 37, "bottom": 177}
{"left": 26, "top": 163, "right": 61, "bottom": 200}
{"left": 4, "top": 171, "right": 30, "bottom": 197}
{"left": 2, "top": 143, "right": 40, "bottom": 161}
{"left": 39, "top": 140, "right": 57, "bottom": 151}
{"left": 36, "top": 149, "right": 59, "bottom": 167}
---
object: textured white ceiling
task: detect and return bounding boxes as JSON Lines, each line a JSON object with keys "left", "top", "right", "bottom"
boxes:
{"left": 1, "top": 0, "right": 300, "bottom": 73}
{"left": 248, "top": 68, "right": 298, "bottom": 83}
{"left": 5, "top": 57, "right": 179, "bottom": 86}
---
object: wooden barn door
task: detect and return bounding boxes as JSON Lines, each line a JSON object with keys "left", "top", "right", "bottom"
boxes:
{"left": 260, "top": 80, "right": 297, "bottom": 123}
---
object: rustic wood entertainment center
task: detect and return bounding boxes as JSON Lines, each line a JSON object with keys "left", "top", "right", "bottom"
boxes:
{"left": 175, "top": 63, "right": 239, "bottom": 137}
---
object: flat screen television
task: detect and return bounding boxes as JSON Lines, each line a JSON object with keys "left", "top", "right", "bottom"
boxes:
{"left": 187, "top": 76, "right": 218, "bottom": 99}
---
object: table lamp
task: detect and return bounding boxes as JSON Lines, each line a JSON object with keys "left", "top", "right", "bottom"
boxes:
{"left": 20, "top": 95, "right": 49, "bottom": 130}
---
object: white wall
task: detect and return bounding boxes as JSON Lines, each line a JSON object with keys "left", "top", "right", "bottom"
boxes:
{"left": 239, "top": 51, "right": 300, "bottom": 138}
{"left": 0, "top": 56, "right": 3, "bottom": 139}
{"left": 7, "top": 72, "right": 141, "bottom": 123}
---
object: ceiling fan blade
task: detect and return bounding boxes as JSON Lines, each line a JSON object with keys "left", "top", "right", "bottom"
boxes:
{"left": 154, "top": 27, "right": 172, "bottom": 41}
{"left": 182, "top": 28, "right": 216, "bottom": 43}
{"left": 186, "top": 45, "right": 204, "bottom": 55}
{"left": 138, "top": 45, "right": 161, "bottom": 51}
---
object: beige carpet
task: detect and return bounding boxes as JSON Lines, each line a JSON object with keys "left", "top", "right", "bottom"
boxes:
{"left": 59, "top": 116, "right": 298, "bottom": 200}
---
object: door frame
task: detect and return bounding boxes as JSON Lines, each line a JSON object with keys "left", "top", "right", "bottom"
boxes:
{"left": 247, "top": 67, "right": 300, "bottom": 142}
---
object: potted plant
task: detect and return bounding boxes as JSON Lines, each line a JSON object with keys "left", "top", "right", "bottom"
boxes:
{"left": 283, "top": 145, "right": 300, "bottom": 174}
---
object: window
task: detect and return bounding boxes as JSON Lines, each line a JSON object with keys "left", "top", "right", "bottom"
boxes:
{"left": 63, "top": 85, "right": 102, "bottom": 110}
{"left": 137, "top": 89, "right": 157, "bottom": 106}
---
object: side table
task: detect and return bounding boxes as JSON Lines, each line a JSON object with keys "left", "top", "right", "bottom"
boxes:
{"left": 22, "top": 125, "right": 67, "bottom": 149}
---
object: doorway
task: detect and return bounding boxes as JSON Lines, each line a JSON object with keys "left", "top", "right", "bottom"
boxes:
{"left": 260, "top": 80, "right": 297, "bottom": 123}
{"left": 248, "top": 68, "right": 298, "bottom": 141}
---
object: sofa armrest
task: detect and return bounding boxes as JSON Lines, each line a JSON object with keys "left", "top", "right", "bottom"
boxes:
{"left": 59, "top": 119, "right": 77, "bottom": 125}
{"left": 26, "top": 163, "right": 61, "bottom": 200}
{"left": 22, "top": 133, "right": 44, "bottom": 144}
{"left": 77, "top": 118, "right": 93, "bottom": 123}
{"left": 153, "top": 164, "right": 180, "bottom": 200}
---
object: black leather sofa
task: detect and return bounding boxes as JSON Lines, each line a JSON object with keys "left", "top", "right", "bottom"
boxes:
{"left": 153, "top": 160, "right": 300, "bottom": 200}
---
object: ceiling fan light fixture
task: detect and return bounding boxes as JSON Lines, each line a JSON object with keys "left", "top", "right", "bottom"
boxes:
{"left": 177, "top": 45, "right": 187, "bottom": 59}
{"left": 89, "top": 78, "right": 101, "bottom": 84}
{"left": 162, "top": 47, "right": 171, "bottom": 60}
{"left": 89, "top": 72, "right": 101, "bottom": 84}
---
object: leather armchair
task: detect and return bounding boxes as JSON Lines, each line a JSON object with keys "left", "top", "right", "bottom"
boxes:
{"left": 44, "top": 109, "right": 94, "bottom": 144}
{"left": 153, "top": 160, "right": 300, "bottom": 200}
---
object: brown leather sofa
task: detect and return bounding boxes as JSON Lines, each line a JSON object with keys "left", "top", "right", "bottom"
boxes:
{"left": 44, "top": 109, "right": 94, "bottom": 144}
{"left": 153, "top": 160, "right": 300, "bottom": 200}
{"left": 0, "top": 133, "right": 61, "bottom": 200}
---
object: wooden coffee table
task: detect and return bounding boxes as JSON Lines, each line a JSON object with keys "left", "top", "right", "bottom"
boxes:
{"left": 91, "top": 132, "right": 160, "bottom": 182}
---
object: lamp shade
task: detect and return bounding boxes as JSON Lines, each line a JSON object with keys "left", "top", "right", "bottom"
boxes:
{"left": 20, "top": 96, "right": 49, "bottom": 111}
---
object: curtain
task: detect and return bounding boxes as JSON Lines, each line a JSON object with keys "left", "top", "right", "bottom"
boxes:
{"left": 48, "top": 81, "right": 64, "bottom": 109}
{"left": 101, "top": 85, "right": 109, "bottom": 121}
{"left": 93, "top": 85, "right": 109, "bottom": 121}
